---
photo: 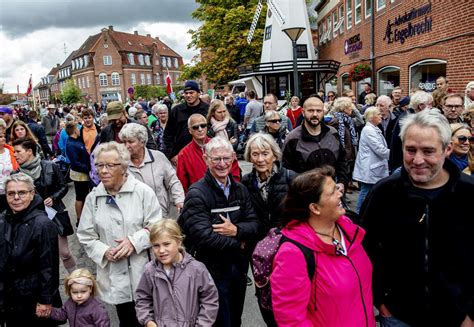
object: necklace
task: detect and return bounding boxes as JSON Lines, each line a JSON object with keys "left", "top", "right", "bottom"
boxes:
{"left": 314, "top": 226, "right": 336, "bottom": 240}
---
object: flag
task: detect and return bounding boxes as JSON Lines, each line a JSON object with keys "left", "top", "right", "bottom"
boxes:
{"left": 26, "top": 75, "right": 32, "bottom": 96}
{"left": 166, "top": 69, "right": 173, "bottom": 95}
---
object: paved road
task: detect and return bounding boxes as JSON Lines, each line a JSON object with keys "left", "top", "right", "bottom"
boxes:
{"left": 59, "top": 160, "right": 359, "bottom": 326}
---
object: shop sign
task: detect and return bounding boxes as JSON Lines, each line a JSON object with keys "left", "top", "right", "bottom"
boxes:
{"left": 344, "top": 34, "right": 363, "bottom": 55}
{"left": 384, "top": 2, "right": 432, "bottom": 44}
{"left": 419, "top": 81, "right": 436, "bottom": 92}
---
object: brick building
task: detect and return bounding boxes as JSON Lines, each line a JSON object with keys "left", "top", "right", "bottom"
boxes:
{"left": 315, "top": 0, "right": 474, "bottom": 97}
{"left": 51, "top": 26, "right": 184, "bottom": 104}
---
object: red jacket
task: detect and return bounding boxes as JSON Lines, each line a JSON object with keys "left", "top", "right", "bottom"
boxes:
{"left": 271, "top": 216, "right": 375, "bottom": 327}
{"left": 176, "top": 137, "right": 240, "bottom": 193}
{"left": 286, "top": 107, "right": 302, "bottom": 129}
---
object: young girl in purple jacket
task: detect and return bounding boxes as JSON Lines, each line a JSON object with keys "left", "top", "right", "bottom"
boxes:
{"left": 43, "top": 268, "right": 110, "bottom": 326}
{"left": 135, "top": 219, "right": 219, "bottom": 327}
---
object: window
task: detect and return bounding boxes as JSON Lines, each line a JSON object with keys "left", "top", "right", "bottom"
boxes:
{"left": 78, "top": 78, "right": 82, "bottom": 89}
{"left": 338, "top": 6, "right": 345, "bottom": 34}
{"left": 111, "top": 72, "right": 120, "bottom": 86}
{"left": 99, "top": 73, "right": 108, "bottom": 86}
{"left": 163, "top": 73, "right": 167, "bottom": 84}
{"left": 146, "top": 74, "right": 152, "bottom": 85}
{"left": 145, "top": 55, "right": 151, "bottom": 66}
{"left": 174, "top": 58, "right": 179, "bottom": 68}
{"left": 318, "top": 23, "right": 324, "bottom": 44}
{"left": 326, "top": 17, "right": 332, "bottom": 41}
{"left": 346, "top": 0, "right": 353, "bottom": 29}
{"left": 365, "top": 0, "right": 372, "bottom": 18}
{"left": 355, "top": 0, "right": 362, "bottom": 24}
{"left": 86, "top": 76, "right": 90, "bottom": 88}
{"left": 409, "top": 59, "right": 447, "bottom": 92}
{"left": 79, "top": 57, "right": 84, "bottom": 69}
{"left": 84, "top": 55, "right": 89, "bottom": 67}
{"left": 167, "top": 58, "right": 171, "bottom": 67}
{"left": 131, "top": 73, "right": 136, "bottom": 85}
{"left": 265, "top": 25, "right": 272, "bottom": 40}
{"left": 156, "top": 73, "right": 161, "bottom": 85}
{"left": 140, "top": 73, "right": 145, "bottom": 85}
{"left": 332, "top": 11, "right": 338, "bottom": 38}
{"left": 296, "top": 44, "right": 308, "bottom": 58}
{"left": 138, "top": 54, "right": 144, "bottom": 65}
{"left": 128, "top": 53, "right": 135, "bottom": 65}
{"left": 340, "top": 73, "right": 351, "bottom": 94}
{"left": 377, "top": 66, "right": 400, "bottom": 96}
{"left": 377, "top": 0, "right": 385, "bottom": 11}
{"left": 103, "top": 55, "right": 112, "bottom": 66}
{"left": 155, "top": 59, "right": 160, "bottom": 66}
{"left": 161, "top": 57, "right": 167, "bottom": 67}
{"left": 82, "top": 77, "right": 85, "bottom": 89}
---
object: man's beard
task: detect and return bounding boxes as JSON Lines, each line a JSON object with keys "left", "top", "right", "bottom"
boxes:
{"left": 305, "top": 116, "right": 321, "bottom": 127}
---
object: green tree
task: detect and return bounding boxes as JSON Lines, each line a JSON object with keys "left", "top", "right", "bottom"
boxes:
{"left": 134, "top": 85, "right": 169, "bottom": 100}
{"left": 60, "top": 79, "right": 82, "bottom": 104}
{"left": 181, "top": 0, "right": 265, "bottom": 85}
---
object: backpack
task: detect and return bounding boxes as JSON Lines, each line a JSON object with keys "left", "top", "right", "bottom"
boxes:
{"left": 251, "top": 227, "right": 316, "bottom": 311}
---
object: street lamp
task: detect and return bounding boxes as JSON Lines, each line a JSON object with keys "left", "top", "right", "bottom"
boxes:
{"left": 282, "top": 27, "right": 306, "bottom": 98}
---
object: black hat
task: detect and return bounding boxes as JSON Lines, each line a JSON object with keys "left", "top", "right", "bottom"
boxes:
{"left": 399, "top": 96, "right": 410, "bottom": 107}
{"left": 184, "top": 80, "right": 200, "bottom": 93}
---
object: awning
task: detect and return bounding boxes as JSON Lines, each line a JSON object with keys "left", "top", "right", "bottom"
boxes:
{"left": 228, "top": 77, "right": 255, "bottom": 85}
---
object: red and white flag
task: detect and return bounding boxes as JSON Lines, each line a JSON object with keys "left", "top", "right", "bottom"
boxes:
{"left": 166, "top": 69, "right": 173, "bottom": 95}
{"left": 26, "top": 75, "right": 32, "bottom": 96}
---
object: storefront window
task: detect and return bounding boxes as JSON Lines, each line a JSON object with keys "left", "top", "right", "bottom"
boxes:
{"left": 266, "top": 74, "right": 288, "bottom": 100}
{"left": 325, "top": 76, "right": 338, "bottom": 96}
{"left": 377, "top": 66, "right": 400, "bottom": 96}
{"left": 341, "top": 73, "right": 351, "bottom": 93}
{"left": 409, "top": 59, "right": 446, "bottom": 93}
{"left": 356, "top": 77, "right": 371, "bottom": 96}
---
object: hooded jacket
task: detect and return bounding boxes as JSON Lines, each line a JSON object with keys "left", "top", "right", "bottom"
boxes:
{"left": 50, "top": 297, "right": 110, "bottom": 327}
{"left": 271, "top": 217, "right": 375, "bottom": 327}
{"left": 135, "top": 251, "right": 219, "bottom": 326}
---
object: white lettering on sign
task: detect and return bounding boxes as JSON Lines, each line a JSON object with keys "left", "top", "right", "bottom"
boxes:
{"left": 418, "top": 82, "right": 436, "bottom": 91}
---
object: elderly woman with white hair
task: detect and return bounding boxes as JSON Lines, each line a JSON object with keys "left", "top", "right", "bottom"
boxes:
{"left": 464, "top": 81, "right": 474, "bottom": 109}
{"left": 119, "top": 123, "right": 184, "bottom": 218}
{"left": 150, "top": 103, "right": 169, "bottom": 152}
{"left": 353, "top": 107, "right": 390, "bottom": 213}
{"left": 263, "top": 110, "right": 289, "bottom": 149}
{"left": 77, "top": 141, "right": 162, "bottom": 327}
{"left": 409, "top": 90, "right": 433, "bottom": 113}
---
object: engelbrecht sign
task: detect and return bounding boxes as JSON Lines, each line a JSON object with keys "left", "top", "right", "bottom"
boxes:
{"left": 384, "top": 2, "right": 432, "bottom": 45}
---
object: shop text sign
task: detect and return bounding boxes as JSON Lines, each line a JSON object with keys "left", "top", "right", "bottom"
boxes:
{"left": 344, "top": 34, "right": 363, "bottom": 55}
{"left": 384, "top": 2, "right": 432, "bottom": 44}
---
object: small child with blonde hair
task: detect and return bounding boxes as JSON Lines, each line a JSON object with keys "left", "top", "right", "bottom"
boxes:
{"left": 44, "top": 268, "right": 110, "bottom": 326}
{"left": 135, "top": 219, "right": 219, "bottom": 327}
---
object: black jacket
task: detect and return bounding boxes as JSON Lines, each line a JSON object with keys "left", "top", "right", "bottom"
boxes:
{"left": 100, "top": 120, "right": 157, "bottom": 150}
{"left": 28, "top": 120, "right": 53, "bottom": 158}
{"left": 241, "top": 166, "right": 296, "bottom": 239}
{"left": 207, "top": 120, "right": 239, "bottom": 150}
{"left": 178, "top": 170, "right": 259, "bottom": 275}
{"left": 33, "top": 160, "right": 68, "bottom": 213}
{"left": 0, "top": 195, "right": 60, "bottom": 316}
{"left": 361, "top": 160, "right": 474, "bottom": 326}
{"left": 163, "top": 100, "right": 209, "bottom": 159}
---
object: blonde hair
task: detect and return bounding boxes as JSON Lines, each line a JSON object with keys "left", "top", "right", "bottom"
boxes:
{"left": 149, "top": 219, "right": 185, "bottom": 250}
{"left": 64, "top": 268, "right": 97, "bottom": 297}
{"left": 207, "top": 99, "right": 231, "bottom": 123}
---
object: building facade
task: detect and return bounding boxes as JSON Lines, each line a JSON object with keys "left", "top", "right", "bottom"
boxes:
{"left": 315, "top": 0, "right": 474, "bottom": 97}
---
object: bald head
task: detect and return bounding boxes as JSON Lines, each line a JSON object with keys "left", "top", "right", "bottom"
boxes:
{"left": 303, "top": 96, "right": 324, "bottom": 109}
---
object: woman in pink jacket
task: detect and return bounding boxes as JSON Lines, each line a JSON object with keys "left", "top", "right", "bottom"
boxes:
{"left": 271, "top": 166, "right": 375, "bottom": 327}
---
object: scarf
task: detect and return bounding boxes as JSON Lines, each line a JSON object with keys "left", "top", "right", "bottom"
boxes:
{"left": 255, "top": 164, "right": 278, "bottom": 202}
{"left": 20, "top": 155, "right": 42, "bottom": 180}
{"left": 333, "top": 112, "right": 358, "bottom": 147}
{"left": 211, "top": 117, "right": 229, "bottom": 139}
{"left": 449, "top": 153, "right": 468, "bottom": 171}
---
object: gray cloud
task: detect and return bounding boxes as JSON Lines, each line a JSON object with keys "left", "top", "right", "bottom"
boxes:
{"left": 0, "top": 0, "right": 199, "bottom": 37}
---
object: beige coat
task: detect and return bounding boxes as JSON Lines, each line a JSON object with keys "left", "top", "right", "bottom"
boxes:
{"left": 128, "top": 149, "right": 184, "bottom": 218}
{"left": 77, "top": 174, "right": 162, "bottom": 305}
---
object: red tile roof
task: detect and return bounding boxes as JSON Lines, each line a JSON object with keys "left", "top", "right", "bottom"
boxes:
{"left": 74, "top": 34, "right": 101, "bottom": 58}
{"left": 108, "top": 30, "right": 181, "bottom": 58}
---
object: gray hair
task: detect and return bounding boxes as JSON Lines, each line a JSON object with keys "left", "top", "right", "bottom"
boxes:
{"left": 4, "top": 172, "right": 35, "bottom": 191}
{"left": 466, "top": 81, "right": 474, "bottom": 94}
{"left": 0, "top": 118, "right": 6, "bottom": 129}
{"left": 376, "top": 95, "right": 392, "bottom": 107}
{"left": 363, "top": 106, "right": 379, "bottom": 122}
{"left": 187, "top": 113, "right": 206, "bottom": 128}
{"left": 93, "top": 141, "right": 131, "bottom": 169}
{"left": 205, "top": 136, "right": 234, "bottom": 157}
{"left": 244, "top": 132, "right": 282, "bottom": 161}
{"left": 399, "top": 109, "right": 451, "bottom": 150}
{"left": 99, "top": 113, "right": 108, "bottom": 126}
{"left": 119, "top": 123, "right": 148, "bottom": 145}
{"left": 409, "top": 90, "right": 433, "bottom": 109}
{"left": 333, "top": 97, "right": 353, "bottom": 113}
{"left": 264, "top": 110, "right": 280, "bottom": 121}
{"left": 152, "top": 103, "right": 168, "bottom": 114}
{"left": 128, "top": 107, "right": 138, "bottom": 118}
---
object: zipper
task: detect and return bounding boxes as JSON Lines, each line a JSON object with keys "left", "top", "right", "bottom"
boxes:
{"left": 344, "top": 255, "right": 369, "bottom": 327}
{"left": 421, "top": 205, "right": 430, "bottom": 300}
{"left": 73, "top": 302, "right": 78, "bottom": 327}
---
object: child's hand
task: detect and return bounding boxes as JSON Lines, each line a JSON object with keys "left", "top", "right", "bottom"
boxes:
{"left": 146, "top": 321, "right": 158, "bottom": 327}
{"left": 36, "top": 303, "right": 52, "bottom": 318}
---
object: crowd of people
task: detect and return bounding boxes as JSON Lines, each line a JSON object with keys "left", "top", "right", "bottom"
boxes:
{"left": 0, "top": 77, "right": 473, "bottom": 327}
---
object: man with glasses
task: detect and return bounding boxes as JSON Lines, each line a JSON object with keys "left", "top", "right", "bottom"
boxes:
{"left": 442, "top": 93, "right": 465, "bottom": 124}
{"left": 250, "top": 93, "right": 291, "bottom": 134}
{"left": 178, "top": 136, "right": 258, "bottom": 327}
{"left": 176, "top": 114, "right": 240, "bottom": 193}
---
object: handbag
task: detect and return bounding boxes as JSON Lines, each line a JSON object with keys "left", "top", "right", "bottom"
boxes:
{"left": 53, "top": 210, "right": 74, "bottom": 236}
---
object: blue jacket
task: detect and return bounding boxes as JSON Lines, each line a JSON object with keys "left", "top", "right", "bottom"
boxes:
{"left": 66, "top": 136, "right": 91, "bottom": 173}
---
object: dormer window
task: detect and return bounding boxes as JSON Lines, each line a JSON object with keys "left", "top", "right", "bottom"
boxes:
{"left": 84, "top": 55, "right": 90, "bottom": 67}
{"left": 166, "top": 57, "right": 171, "bottom": 67}
{"left": 145, "top": 55, "right": 151, "bottom": 66}
{"left": 161, "top": 57, "right": 167, "bottom": 67}
{"left": 103, "top": 55, "right": 112, "bottom": 66}
{"left": 174, "top": 58, "right": 179, "bottom": 68}
{"left": 128, "top": 53, "right": 135, "bottom": 65}
{"left": 138, "top": 54, "right": 144, "bottom": 65}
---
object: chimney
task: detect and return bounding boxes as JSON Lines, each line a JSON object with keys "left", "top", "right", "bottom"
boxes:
{"left": 56, "top": 63, "right": 60, "bottom": 67}
{"left": 108, "top": 25, "right": 114, "bottom": 31}
{"left": 146, "top": 33, "right": 151, "bottom": 37}
{"left": 155, "top": 37, "right": 160, "bottom": 41}
{"left": 134, "top": 31, "right": 138, "bottom": 35}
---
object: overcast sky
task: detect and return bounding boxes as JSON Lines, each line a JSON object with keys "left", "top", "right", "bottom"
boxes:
{"left": 0, "top": 0, "right": 200, "bottom": 93}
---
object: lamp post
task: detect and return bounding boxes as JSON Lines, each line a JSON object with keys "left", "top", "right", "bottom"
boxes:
{"left": 282, "top": 27, "right": 306, "bottom": 98}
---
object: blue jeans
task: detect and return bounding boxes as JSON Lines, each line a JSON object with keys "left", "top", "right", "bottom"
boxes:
{"left": 379, "top": 315, "right": 411, "bottom": 327}
{"left": 356, "top": 182, "right": 374, "bottom": 214}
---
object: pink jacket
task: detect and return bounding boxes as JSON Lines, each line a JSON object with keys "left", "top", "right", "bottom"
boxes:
{"left": 271, "top": 216, "right": 376, "bottom": 327}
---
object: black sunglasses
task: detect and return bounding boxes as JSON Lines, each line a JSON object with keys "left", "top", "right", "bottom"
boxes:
{"left": 457, "top": 135, "right": 474, "bottom": 143}
{"left": 191, "top": 123, "right": 207, "bottom": 130}
{"left": 267, "top": 119, "right": 282, "bottom": 123}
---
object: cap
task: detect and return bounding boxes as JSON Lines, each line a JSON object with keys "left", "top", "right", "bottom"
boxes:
{"left": 0, "top": 106, "right": 13, "bottom": 115}
{"left": 184, "top": 80, "right": 200, "bottom": 93}
{"left": 399, "top": 96, "right": 410, "bottom": 107}
{"left": 106, "top": 101, "right": 125, "bottom": 120}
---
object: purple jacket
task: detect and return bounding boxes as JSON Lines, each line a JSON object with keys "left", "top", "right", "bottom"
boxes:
{"left": 135, "top": 251, "right": 219, "bottom": 326}
{"left": 50, "top": 297, "right": 110, "bottom": 327}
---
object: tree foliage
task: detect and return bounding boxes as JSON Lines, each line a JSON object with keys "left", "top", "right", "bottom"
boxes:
{"left": 134, "top": 85, "right": 169, "bottom": 100}
{"left": 60, "top": 79, "right": 82, "bottom": 104}
{"left": 181, "top": 0, "right": 266, "bottom": 85}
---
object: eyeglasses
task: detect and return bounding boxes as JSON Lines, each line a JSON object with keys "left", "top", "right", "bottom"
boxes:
{"left": 191, "top": 123, "right": 207, "bottom": 130}
{"left": 328, "top": 95, "right": 335, "bottom": 98}
{"left": 267, "top": 119, "right": 282, "bottom": 124}
{"left": 209, "top": 156, "right": 233, "bottom": 164}
{"left": 6, "top": 190, "right": 33, "bottom": 199}
{"left": 95, "top": 163, "right": 122, "bottom": 171}
{"left": 444, "top": 105, "right": 463, "bottom": 110}
{"left": 457, "top": 135, "right": 474, "bottom": 143}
